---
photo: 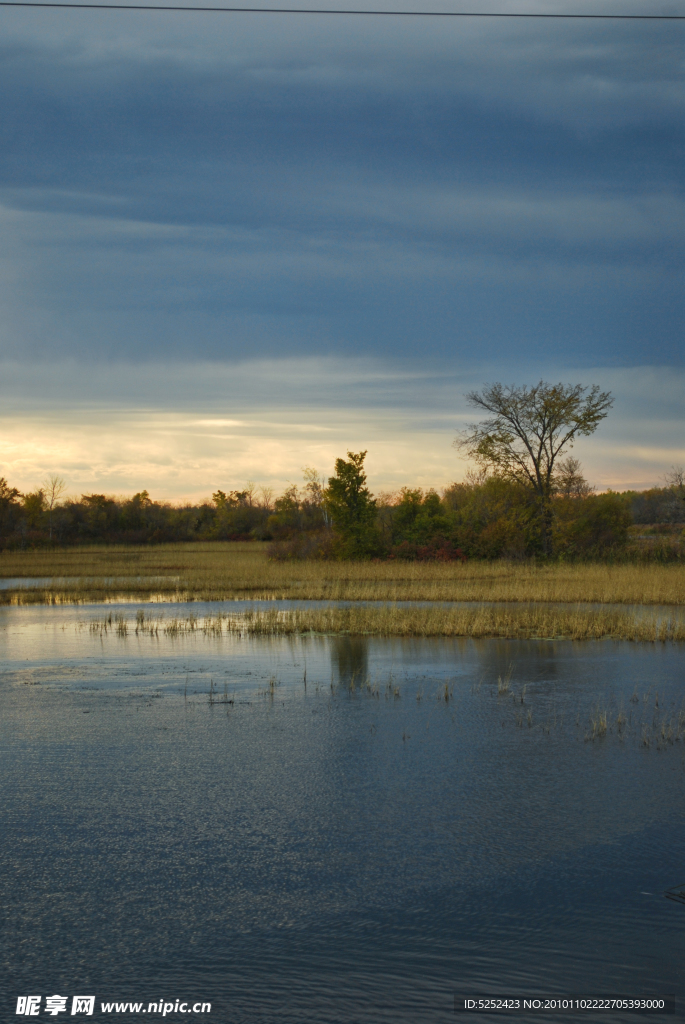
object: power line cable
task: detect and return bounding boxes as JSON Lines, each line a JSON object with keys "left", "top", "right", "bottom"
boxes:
{"left": 0, "top": 2, "right": 683, "bottom": 15}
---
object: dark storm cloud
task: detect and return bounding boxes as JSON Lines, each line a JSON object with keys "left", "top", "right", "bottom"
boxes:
{"left": 0, "top": 5, "right": 683, "bottom": 365}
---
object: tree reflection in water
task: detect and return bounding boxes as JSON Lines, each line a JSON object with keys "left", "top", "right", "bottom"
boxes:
{"left": 331, "top": 636, "right": 369, "bottom": 687}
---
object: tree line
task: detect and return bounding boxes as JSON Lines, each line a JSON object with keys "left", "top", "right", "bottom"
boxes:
{"left": 0, "top": 382, "right": 683, "bottom": 559}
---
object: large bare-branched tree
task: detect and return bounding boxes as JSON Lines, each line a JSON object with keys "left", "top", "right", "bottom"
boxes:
{"left": 43, "top": 474, "right": 66, "bottom": 543}
{"left": 454, "top": 381, "right": 613, "bottom": 553}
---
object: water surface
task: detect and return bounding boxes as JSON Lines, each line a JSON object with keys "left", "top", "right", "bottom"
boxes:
{"left": 1, "top": 603, "right": 683, "bottom": 1022}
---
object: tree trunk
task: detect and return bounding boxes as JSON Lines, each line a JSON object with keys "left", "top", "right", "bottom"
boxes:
{"left": 539, "top": 496, "right": 553, "bottom": 556}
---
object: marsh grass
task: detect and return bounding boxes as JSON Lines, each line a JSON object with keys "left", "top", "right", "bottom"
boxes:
{"left": 588, "top": 708, "right": 608, "bottom": 739}
{"left": 497, "top": 664, "right": 513, "bottom": 695}
{"left": 271, "top": 668, "right": 685, "bottom": 750}
{"left": 580, "top": 703, "right": 685, "bottom": 747}
{"left": 85, "top": 602, "right": 685, "bottom": 642}
{"left": 640, "top": 710, "right": 685, "bottom": 749}
{"left": 79, "top": 609, "right": 685, "bottom": 754}
{"left": 3, "top": 542, "right": 685, "bottom": 606}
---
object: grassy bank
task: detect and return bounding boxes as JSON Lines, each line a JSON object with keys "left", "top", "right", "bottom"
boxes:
{"left": 2, "top": 542, "right": 685, "bottom": 606}
{"left": 90, "top": 604, "right": 685, "bottom": 642}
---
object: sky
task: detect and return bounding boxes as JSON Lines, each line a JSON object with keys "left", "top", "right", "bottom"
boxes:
{"left": 0, "top": 0, "right": 683, "bottom": 500}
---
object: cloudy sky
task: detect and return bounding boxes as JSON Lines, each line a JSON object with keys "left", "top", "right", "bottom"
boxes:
{"left": 0, "top": 0, "right": 683, "bottom": 500}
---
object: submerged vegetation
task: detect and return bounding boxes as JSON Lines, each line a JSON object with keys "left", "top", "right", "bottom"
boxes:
{"left": 84, "top": 602, "right": 685, "bottom": 643}
{"left": 72, "top": 612, "right": 685, "bottom": 746}
{"left": 2, "top": 543, "right": 685, "bottom": 606}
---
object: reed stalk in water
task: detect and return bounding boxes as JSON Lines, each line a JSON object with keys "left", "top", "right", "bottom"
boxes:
{"left": 86, "top": 603, "right": 685, "bottom": 642}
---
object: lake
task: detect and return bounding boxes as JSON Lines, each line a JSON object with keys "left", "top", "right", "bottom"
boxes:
{"left": 1, "top": 602, "right": 683, "bottom": 1022}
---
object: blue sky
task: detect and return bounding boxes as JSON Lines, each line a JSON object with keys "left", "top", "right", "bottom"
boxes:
{"left": 0, "top": 0, "right": 683, "bottom": 498}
